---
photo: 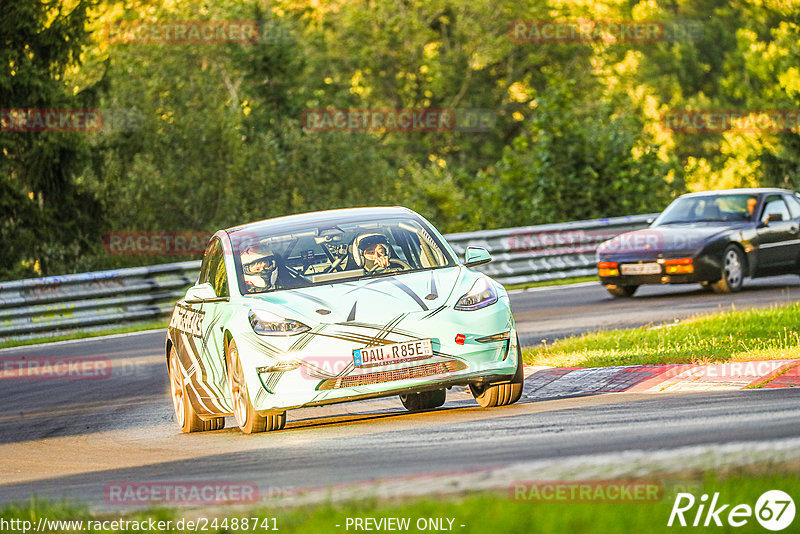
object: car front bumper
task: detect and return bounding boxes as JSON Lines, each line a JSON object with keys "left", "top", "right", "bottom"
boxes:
{"left": 238, "top": 300, "right": 518, "bottom": 413}
{"left": 598, "top": 254, "right": 722, "bottom": 287}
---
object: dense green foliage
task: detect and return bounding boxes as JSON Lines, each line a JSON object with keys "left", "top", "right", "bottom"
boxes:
{"left": 1, "top": 0, "right": 103, "bottom": 278}
{"left": 2, "top": 0, "right": 799, "bottom": 279}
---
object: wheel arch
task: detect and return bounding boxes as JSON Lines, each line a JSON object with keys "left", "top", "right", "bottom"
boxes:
{"left": 222, "top": 329, "right": 234, "bottom": 377}
{"left": 165, "top": 333, "right": 174, "bottom": 366}
{"left": 725, "top": 240, "right": 750, "bottom": 277}
{"left": 703, "top": 239, "right": 750, "bottom": 279}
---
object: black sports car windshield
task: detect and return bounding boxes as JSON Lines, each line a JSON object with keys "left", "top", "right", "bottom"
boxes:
{"left": 654, "top": 194, "right": 758, "bottom": 225}
{"left": 231, "top": 216, "right": 456, "bottom": 295}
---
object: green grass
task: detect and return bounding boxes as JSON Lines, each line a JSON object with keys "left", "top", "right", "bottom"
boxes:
{"left": 0, "top": 320, "right": 168, "bottom": 350}
{"left": 2, "top": 465, "right": 798, "bottom": 533}
{"left": 524, "top": 302, "right": 800, "bottom": 368}
{"left": 504, "top": 276, "right": 598, "bottom": 291}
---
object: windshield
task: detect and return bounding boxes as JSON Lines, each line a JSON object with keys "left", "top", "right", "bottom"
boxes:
{"left": 654, "top": 194, "right": 758, "bottom": 225}
{"left": 230, "top": 215, "right": 456, "bottom": 295}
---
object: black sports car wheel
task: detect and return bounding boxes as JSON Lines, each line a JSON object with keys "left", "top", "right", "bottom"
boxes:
{"left": 169, "top": 345, "right": 224, "bottom": 433}
{"left": 711, "top": 245, "right": 744, "bottom": 293}
{"left": 400, "top": 389, "right": 446, "bottom": 411}
{"left": 470, "top": 381, "right": 523, "bottom": 408}
{"left": 469, "top": 337, "right": 524, "bottom": 408}
{"left": 605, "top": 285, "right": 638, "bottom": 298}
{"left": 227, "top": 338, "right": 286, "bottom": 433}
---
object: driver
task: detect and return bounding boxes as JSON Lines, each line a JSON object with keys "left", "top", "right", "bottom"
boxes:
{"left": 365, "top": 242, "right": 390, "bottom": 269}
{"left": 355, "top": 233, "right": 392, "bottom": 271}
{"left": 747, "top": 197, "right": 757, "bottom": 216}
{"left": 241, "top": 247, "right": 279, "bottom": 291}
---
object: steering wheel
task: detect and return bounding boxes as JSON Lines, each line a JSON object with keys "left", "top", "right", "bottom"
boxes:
{"left": 367, "top": 258, "right": 411, "bottom": 273}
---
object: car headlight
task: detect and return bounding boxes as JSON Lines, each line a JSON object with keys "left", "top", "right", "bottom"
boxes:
{"left": 454, "top": 278, "right": 498, "bottom": 311}
{"left": 248, "top": 309, "right": 310, "bottom": 336}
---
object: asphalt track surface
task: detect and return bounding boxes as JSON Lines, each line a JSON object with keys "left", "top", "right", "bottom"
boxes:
{"left": 1, "top": 276, "right": 799, "bottom": 508}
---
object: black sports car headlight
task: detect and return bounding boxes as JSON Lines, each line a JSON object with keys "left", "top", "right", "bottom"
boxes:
{"left": 248, "top": 310, "right": 310, "bottom": 336}
{"left": 454, "top": 278, "right": 498, "bottom": 311}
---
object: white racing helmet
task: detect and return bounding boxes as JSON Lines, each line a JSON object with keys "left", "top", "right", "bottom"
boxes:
{"left": 352, "top": 233, "right": 392, "bottom": 270}
{"left": 241, "top": 247, "right": 278, "bottom": 289}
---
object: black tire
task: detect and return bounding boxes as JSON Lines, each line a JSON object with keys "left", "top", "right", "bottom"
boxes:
{"left": 168, "top": 345, "right": 224, "bottom": 433}
{"left": 400, "top": 389, "right": 446, "bottom": 412}
{"left": 227, "top": 338, "right": 286, "bottom": 434}
{"left": 469, "top": 337, "right": 524, "bottom": 408}
{"left": 710, "top": 245, "right": 744, "bottom": 294}
{"left": 509, "top": 335, "right": 525, "bottom": 404}
{"left": 605, "top": 285, "right": 638, "bottom": 298}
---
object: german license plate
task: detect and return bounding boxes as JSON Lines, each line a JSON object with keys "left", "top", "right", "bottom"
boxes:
{"left": 353, "top": 339, "right": 434, "bottom": 368}
{"left": 621, "top": 263, "right": 661, "bottom": 275}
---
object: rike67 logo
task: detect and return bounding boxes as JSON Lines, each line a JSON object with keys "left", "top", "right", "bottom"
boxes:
{"left": 668, "top": 490, "right": 795, "bottom": 530}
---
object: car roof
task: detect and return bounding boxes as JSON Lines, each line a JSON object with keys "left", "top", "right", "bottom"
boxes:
{"left": 224, "top": 206, "right": 419, "bottom": 235}
{"left": 679, "top": 187, "right": 794, "bottom": 198}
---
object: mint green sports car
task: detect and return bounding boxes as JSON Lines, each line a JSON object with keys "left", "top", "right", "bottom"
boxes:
{"left": 166, "top": 207, "right": 522, "bottom": 434}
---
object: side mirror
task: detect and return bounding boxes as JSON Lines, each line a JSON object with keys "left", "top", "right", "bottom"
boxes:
{"left": 646, "top": 217, "right": 655, "bottom": 225}
{"left": 184, "top": 282, "right": 219, "bottom": 304}
{"left": 464, "top": 246, "right": 492, "bottom": 267}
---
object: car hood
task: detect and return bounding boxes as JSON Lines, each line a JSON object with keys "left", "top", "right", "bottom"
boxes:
{"left": 242, "top": 266, "right": 473, "bottom": 324}
{"left": 597, "top": 223, "right": 746, "bottom": 256}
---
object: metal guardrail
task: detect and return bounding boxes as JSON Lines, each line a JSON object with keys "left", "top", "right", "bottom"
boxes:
{"left": 446, "top": 213, "right": 656, "bottom": 285}
{"left": 0, "top": 214, "right": 655, "bottom": 342}
{"left": 0, "top": 262, "right": 200, "bottom": 342}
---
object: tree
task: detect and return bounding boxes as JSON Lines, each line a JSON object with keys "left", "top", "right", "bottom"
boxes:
{"left": 481, "top": 79, "right": 679, "bottom": 228}
{"left": 0, "top": 0, "right": 102, "bottom": 278}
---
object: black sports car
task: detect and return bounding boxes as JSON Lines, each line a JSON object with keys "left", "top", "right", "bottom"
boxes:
{"left": 596, "top": 188, "right": 800, "bottom": 297}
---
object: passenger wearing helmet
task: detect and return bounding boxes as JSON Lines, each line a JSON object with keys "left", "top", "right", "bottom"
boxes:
{"left": 353, "top": 233, "right": 393, "bottom": 271}
{"left": 241, "top": 247, "right": 279, "bottom": 291}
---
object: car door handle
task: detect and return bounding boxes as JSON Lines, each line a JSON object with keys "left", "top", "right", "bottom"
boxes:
{"left": 791, "top": 225, "right": 800, "bottom": 234}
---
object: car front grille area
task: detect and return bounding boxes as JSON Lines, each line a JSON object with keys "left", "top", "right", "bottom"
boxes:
{"left": 315, "top": 360, "right": 467, "bottom": 390}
